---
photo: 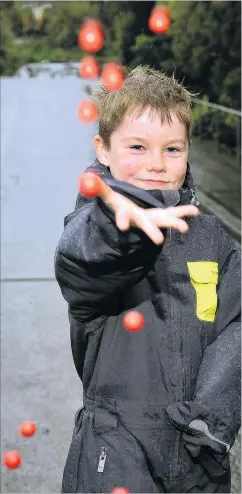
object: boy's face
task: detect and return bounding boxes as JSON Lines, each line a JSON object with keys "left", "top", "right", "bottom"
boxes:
{"left": 94, "top": 107, "right": 189, "bottom": 190}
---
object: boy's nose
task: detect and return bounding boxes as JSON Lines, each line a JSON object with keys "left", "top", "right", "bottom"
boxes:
{"left": 146, "top": 155, "right": 167, "bottom": 173}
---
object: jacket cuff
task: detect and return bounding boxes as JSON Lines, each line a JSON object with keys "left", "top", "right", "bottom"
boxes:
{"left": 166, "top": 401, "right": 230, "bottom": 455}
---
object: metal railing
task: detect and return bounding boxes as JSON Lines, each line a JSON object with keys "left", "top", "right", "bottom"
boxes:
{"left": 191, "top": 97, "right": 241, "bottom": 166}
{"left": 191, "top": 97, "right": 241, "bottom": 117}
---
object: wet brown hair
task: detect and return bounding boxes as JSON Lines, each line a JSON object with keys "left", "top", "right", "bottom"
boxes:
{"left": 91, "top": 65, "right": 193, "bottom": 149}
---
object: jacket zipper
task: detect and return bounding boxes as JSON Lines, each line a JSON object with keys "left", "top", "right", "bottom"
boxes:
{"left": 168, "top": 195, "right": 181, "bottom": 243}
{"left": 191, "top": 189, "right": 200, "bottom": 206}
{"left": 97, "top": 447, "right": 107, "bottom": 473}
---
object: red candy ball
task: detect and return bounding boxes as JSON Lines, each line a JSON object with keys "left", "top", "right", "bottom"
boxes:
{"left": 19, "top": 420, "right": 37, "bottom": 437}
{"left": 79, "top": 56, "right": 99, "bottom": 80}
{"left": 148, "top": 6, "right": 170, "bottom": 34}
{"left": 77, "top": 100, "right": 99, "bottom": 123}
{"left": 123, "top": 311, "right": 145, "bottom": 332}
{"left": 3, "top": 451, "right": 22, "bottom": 469}
{"left": 78, "top": 172, "right": 102, "bottom": 198}
{"left": 78, "top": 20, "right": 104, "bottom": 53}
{"left": 100, "top": 62, "right": 124, "bottom": 91}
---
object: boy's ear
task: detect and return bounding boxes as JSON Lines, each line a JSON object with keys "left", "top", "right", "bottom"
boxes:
{"left": 94, "top": 135, "right": 109, "bottom": 167}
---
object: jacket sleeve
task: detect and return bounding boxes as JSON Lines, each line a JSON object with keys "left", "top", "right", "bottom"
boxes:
{"left": 54, "top": 188, "right": 160, "bottom": 325}
{"left": 166, "top": 223, "right": 241, "bottom": 476}
{"left": 55, "top": 180, "right": 162, "bottom": 381}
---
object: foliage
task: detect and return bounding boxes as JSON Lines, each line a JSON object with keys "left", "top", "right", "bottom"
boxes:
{"left": 165, "top": 0, "right": 241, "bottom": 110}
{"left": 44, "top": 1, "right": 100, "bottom": 49}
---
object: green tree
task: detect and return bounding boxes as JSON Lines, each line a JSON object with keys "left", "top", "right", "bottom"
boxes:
{"left": 118, "top": 1, "right": 155, "bottom": 65}
{"left": 10, "top": 2, "right": 27, "bottom": 36}
{"left": 45, "top": 1, "right": 101, "bottom": 50}
{"left": 98, "top": 1, "right": 135, "bottom": 63}
{"left": 130, "top": 33, "right": 173, "bottom": 71}
{"left": 166, "top": 0, "right": 241, "bottom": 109}
{"left": 129, "top": 0, "right": 241, "bottom": 110}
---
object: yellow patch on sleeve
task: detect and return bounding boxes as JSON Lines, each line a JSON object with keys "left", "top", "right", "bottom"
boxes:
{"left": 187, "top": 262, "right": 218, "bottom": 322}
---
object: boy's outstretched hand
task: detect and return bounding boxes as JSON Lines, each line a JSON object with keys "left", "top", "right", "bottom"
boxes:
{"left": 80, "top": 172, "right": 200, "bottom": 245}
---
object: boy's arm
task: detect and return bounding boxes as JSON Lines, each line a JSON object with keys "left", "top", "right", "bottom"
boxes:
{"left": 55, "top": 196, "right": 158, "bottom": 381}
{"left": 166, "top": 225, "right": 241, "bottom": 475}
{"left": 54, "top": 189, "right": 160, "bottom": 324}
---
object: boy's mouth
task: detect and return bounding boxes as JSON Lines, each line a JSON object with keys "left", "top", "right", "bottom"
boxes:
{"left": 138, "top": 179, "right": 169, "bottom": 189}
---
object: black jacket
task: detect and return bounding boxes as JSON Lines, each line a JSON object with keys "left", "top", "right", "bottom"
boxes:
{"left": 55, "top": 160, "right": 241, "bottom": 492}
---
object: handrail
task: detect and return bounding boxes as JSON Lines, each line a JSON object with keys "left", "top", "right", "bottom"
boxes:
{"left": 191, "top": 97, "right": 241, "bottom": 117}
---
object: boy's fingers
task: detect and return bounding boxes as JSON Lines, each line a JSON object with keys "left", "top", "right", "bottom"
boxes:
{"left": 98, "top": 182, "right": 136, "bottom": 216}
{"left": 138, "top": 217, "right": 165, "bottom": 244}
{"left": 149, "top": 205, "right": 199, "bottom": 232}
{"left": 98, "top": 180, "right": 199, "bottom": 241}
{"left": 166, "top": 205, "right": 200, "bottom": 218}
{"left": 115, "top": 204, "right": 165, "bottom": 244}
{"left": 132, "top": 209, "right": 164, "bottom": 244}
{"left": 115, "top": 208, "right": 131, "bottom": 231}
{"left": 147, "top": 210, "right": 189, "bottom": 233}
{"left": 98, "top": 179, "right": 116, "bottom": 204}
{"left": 158, "top": 216, "right": 189, "bottom": 232}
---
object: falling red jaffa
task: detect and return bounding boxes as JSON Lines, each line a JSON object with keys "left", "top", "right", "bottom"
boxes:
{"left": 148, "top": 6, "right": 171, "bottom": 34}
{"left": 78, "top": 19, "right": 104, "bottom": 53}
{"left": 77, "top": 100, "right": 99, "bottom": 123}
{"left": 19, "top": 420, "right": 37, "bottom": 437}
{"left": 78, "top": 172, "right": 103, "bottom": 198}
{"left": 100, "top": 62, "right": 124, "bottom": 91}
{"left": 3, "top": 451, "right": 22, "bottom": 469}
{"left": 123, "top": 311, "right": 145, "bottom": 332}
{"left": 79, "top": 56, "right": 99, "bottom": 80}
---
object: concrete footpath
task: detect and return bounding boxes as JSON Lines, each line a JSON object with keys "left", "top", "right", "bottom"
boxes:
{"left": 1, "top": 71, "right": 241, "bottom": 493}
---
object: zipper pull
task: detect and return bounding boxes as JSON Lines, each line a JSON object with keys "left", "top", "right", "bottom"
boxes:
{"left": 190, "top": 189, "right": 200, "bottom": 206}
{"left": 97, "top": 447, "right": 107, "bottom": 473}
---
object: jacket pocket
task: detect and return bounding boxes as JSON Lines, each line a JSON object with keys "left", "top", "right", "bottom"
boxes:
{"left": 62, "top": 407, "right": 159, "bottom": 493}
{"left": 94, "top": 408, "right": 159, "bottom": 493}
{"left": 187, "top": 262, "right": 218, "bottom": 322}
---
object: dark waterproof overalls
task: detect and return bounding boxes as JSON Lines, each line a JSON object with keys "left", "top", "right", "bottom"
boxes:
{"left": 55, "top": 160, "right": 241, "bottom": 493}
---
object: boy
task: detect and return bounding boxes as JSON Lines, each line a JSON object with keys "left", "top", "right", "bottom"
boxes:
{"left": 55, "top": 66, "right": 241, "bottom": 493}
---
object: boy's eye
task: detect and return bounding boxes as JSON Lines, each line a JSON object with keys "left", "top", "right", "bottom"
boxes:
{"left": 130, "top": 145, "right": 144, "bottom": 151}
{"left": 167, "top": 147, "right": 180, "bottom": 153}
